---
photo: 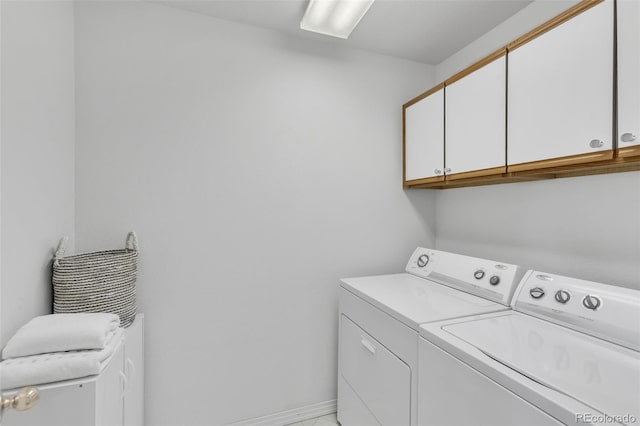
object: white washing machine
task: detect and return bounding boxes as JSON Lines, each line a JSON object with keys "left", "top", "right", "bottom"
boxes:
{"left": 418, "top": 270, "right": 640, "bottom": 426}
{"left": 337, "top": 247, "right": 526, "bottom": 426}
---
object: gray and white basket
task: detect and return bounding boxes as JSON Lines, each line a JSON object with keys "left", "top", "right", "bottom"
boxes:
{"left": 52, "top": 232, "right": 138, "bottom": 327}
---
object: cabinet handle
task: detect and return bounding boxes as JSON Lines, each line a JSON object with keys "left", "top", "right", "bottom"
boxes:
{"left": 360, "top": 337, "right": 376, "bottom": 355}
{"left": 126, "top": 358, "right": 136, "bottom": 389}
{"left": 621, "top": 133, "right": 637, "bottom": 143}
{"left": 0, "top": 387, "right": 39, "bottom": 413}
{"left": 589, "top": 139, "right": 604, "bottom": 148}
{"left": 433, "top": 169, "right": 442, "bottom": 175}
{"left": 444, "top": 167, "right": 452, "bottom": 174}
{"left": 119, "top": 371, "right": 128, "bottom": 396}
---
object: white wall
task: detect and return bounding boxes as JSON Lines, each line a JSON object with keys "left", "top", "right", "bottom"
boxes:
{"left": 433, "top": 0, "right": 640, "bottom": 290}
{"left": 0, "top": 0, "right": 75, "bottom": 348}
{"left": 436, "top": 0, "right": 579, "bottom": 82}
{"left": 74, "top": 2, "right": 436, "bottom": 424}
{"left": 435, "top": 175, "right": 640, "bottom": 289}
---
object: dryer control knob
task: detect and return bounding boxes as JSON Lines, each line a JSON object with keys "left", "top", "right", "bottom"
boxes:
{"left": 474, "top": 270, "right": 485, "bottom": 280}
{"left": 417, "top": 254, "right": 430, "bottom": 268}
{"left": 489, "top": 276, "right": 500, "bottom": 286}
{"left": 582, "top": 295, "right": 602, "bottom": 310}
{"left": 554, "top": 290, "right": 571, "bottom": 304}
{"left": 529, "top": 287, "right": 545, "bottom": 299}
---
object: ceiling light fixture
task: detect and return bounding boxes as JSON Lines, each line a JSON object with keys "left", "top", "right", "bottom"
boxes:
{"left": 300, "top": 0, "right": 375, "bottom": 40}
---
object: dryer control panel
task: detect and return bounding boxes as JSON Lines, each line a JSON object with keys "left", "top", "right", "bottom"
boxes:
{"left": 406, "top": 248, "right": 526, "bottom": 306}
{"left": 513, "top": 271, "right": 640, "bottom": 351}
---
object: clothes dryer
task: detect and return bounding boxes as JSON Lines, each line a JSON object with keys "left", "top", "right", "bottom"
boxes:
{"left": 338, "top": 247, "right": 526, "bottom": 426}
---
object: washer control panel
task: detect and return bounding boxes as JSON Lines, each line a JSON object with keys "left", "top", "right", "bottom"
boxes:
{"left": 405, "top": 247, "right": 525, "bottom": 306}
{"left": 513, "top": 271, "right": 640, "bottom": 351}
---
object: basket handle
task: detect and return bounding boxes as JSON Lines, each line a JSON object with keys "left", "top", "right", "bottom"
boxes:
{"left": 53, "top": 237, "right": 69, "bottom": 266}
{"left": 125, "top": 232, "right": 138, "bottom": 252}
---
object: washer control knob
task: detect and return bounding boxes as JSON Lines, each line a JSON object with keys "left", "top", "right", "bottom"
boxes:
{"left": 417, "top": 254, "right": 430, "bottom": 268}
{"left": 529, "top": 287, "right": 545, "bottom": 299}
{"left": 582, "top": 295, "right": 602, "bottom": 310}
{"left": 474, "top": 270, "right": 485, "bottom": 280}
{"left": 489, "top": 276, "right": 500, "bottom": 286}
{"left": 554, "top": 290, "right": 571, "bottom": 304}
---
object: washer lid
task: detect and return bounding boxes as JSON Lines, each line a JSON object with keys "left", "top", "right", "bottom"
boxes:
{"left": 442, "top": 313, "right": 640, "bottom": 422}
{"left": 340, "top": 273, "right": 505, "bottom": 330}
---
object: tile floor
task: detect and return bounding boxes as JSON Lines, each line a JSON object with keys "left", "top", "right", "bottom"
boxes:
{"left": 287, "top": 413, "right": 339, "bottom": 426}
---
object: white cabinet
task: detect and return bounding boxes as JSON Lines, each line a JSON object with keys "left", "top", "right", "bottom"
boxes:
{"left": 508, "top": 0, "right": 614, "bottom": 170}
{"left": 404, "top": 86, "right": 444, "bottom": 183}
{"left": 618, "top": 0, "right": 640, "bottom": 157}
{"left": 2, "top": 315, "right": 144, "bottom": 426}
{"left": 445, "top": 54, "right": 506, "bottom": 178}
{"left": 124, "top": 314, "right": 144, "bottom": 426}
{"left": 3, "top": 341, "right": 125, "bottom": 426}
{"left": 96, "top": 343, "right": 126, "bottom": 426}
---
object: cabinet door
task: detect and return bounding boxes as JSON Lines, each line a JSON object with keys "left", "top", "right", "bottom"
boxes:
{"left": 508, "top": 1, "right": 613, "bottom": 170}
{"left": 618, "top": 0, "right": 640, "bottom": 157}
{"left": 124, "top": 315, "right": 144, "bottom": 426}
{"left": 2, "top": 381, "right": 96, "bottom": 426}
{"left": 445, "top": 55, "right": 506, "bottom": 178}
{"left": 404, "top": 87, "right": 444, "bottom": 183}
{"left": 96, "top": 341, "right": 125, "bottom": 426}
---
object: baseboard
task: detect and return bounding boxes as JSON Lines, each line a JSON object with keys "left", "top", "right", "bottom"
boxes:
{"left": 226, "top": 399, "right": 337, "bottom": 426}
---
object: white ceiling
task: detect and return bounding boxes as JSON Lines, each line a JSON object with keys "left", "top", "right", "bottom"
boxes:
{"left": 154, "top": 0, "right": 533, "bottom": 65}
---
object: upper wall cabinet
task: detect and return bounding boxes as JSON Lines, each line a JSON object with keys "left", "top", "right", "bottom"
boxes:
{"left": 507, "top": 0, "right": 614, "bottom": 171}
{"left": 618, "top": 0, "right": 640, "bottom": 158}
{"left": 402, "top": 0, "right": 639, "bottom": 190}
{"left": 403, "top": 85, "right": 445, "bottom": 186}
{"left": 445, "top": 53, "right": 506, "bottom": 179}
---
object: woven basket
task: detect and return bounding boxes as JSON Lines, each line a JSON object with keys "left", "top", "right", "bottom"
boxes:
{"left": 52, "top": 232, "right": 138, "bottom": 327}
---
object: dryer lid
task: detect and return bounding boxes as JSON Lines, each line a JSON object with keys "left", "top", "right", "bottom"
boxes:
{"left": 341, "top": 273, "right": 503, "bottom": 330}
{"left": 442, "top": 313, "right": 640, "bottom": 423}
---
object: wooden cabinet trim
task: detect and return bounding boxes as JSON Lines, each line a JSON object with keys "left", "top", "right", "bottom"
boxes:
{"left": 402, "top": 107, "right": 407, "bottom": 184}
{"left": 404, "top": 83, "right": 445, "bottom": 109}
{"left": 404, "top": 176, "right": 445, "bottom": 187}
{"left": 509, "top": 150, "right": 614, "bottom": 173}
{"left": 445, "top": 49, "right": 507, "bottom": 87}
{"left": 406, "top": 158, "right": 639, "bottom": 189}
{"left": 445, "top": 166, "right": 506, "bottom": 181}
{"left": 507, "top": 0, "right": 604, "bottom": 52}
{"left": 401, "top": 0, "right": 637, "bottom": 190}
{"left": 618, "top": 145, "right": 640, "bottom": 158}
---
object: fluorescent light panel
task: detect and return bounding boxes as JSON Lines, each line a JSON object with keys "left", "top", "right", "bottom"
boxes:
{"left": 300, "top": 0, "right": 375, "bottom": 39}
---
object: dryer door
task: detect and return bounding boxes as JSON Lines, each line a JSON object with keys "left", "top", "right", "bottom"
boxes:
{"left": 339, "top": 315, "right": 411, "bottom": 426}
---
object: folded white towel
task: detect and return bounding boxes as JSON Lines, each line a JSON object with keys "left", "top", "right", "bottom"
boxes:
{"left": 2, "top": 313, "right": 120, "bottom": 359}
{"left": 0, "top": 328, "right": 123, "bottom": 390}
